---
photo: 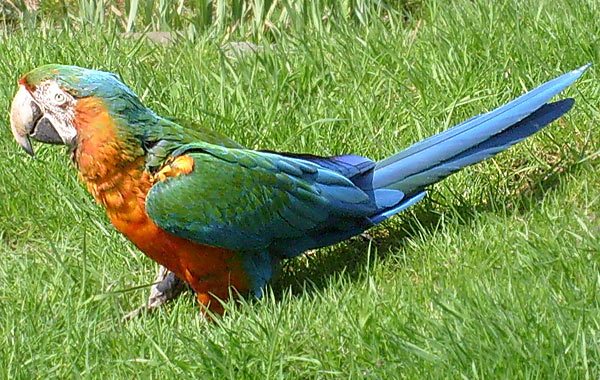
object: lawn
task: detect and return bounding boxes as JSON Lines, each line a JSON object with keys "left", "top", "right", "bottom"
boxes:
{"left": 0, "top": 0, "right": 599, "bottom": 378}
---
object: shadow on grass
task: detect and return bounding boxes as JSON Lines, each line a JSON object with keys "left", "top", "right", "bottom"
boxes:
{"left": 137, "top": 154, "right": 588, "bottom": 312}
{"left": 269, "top": 156, "right": 587, "bottom": 300}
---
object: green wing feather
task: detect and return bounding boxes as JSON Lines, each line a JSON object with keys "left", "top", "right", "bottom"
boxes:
{"left": 144, "top": 142, "right": 378, "bottom": 258}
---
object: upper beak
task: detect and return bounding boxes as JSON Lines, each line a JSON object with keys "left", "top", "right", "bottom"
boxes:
{"left": 10, "top": 86, "right": 63, "bottom": 157}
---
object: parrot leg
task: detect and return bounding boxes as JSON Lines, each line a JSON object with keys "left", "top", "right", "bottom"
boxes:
{"left": 123, "top": 265, "right": 187, "bottom": 320}
{"left": 147, "top": 265, "right": 188, "bottom": 310}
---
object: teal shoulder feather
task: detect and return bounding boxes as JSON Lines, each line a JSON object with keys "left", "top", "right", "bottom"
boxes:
{"left": 143, "top": 118, "right": 243, "bottom": 169}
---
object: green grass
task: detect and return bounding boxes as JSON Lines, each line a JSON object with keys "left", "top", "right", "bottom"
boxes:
{"left": 0, "top": 0, "right": 599, "bottom": 378}
{"left": 4, "top": 0, "right": 416, "bottom": 37}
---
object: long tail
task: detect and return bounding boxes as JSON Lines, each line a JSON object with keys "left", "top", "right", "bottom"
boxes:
{"left": 368, "top": 64, "right": 590, "bottom": 223}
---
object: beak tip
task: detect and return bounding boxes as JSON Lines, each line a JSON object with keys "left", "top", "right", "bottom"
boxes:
{"left": 17, "top": 135, "right": 35, "bottom": 157}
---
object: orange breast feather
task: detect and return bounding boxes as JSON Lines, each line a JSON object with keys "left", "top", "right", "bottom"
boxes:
{"left": 72, "top": 97, "right": 249, "bottom": 312}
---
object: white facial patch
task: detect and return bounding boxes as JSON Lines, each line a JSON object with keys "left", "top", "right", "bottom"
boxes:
{"left": 33, "top": 80, "right": 78, "bottom": 145}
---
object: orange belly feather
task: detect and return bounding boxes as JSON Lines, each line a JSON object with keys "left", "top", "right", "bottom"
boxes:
{"left": 73, "top": 97, "right": 250, "bottom": 313}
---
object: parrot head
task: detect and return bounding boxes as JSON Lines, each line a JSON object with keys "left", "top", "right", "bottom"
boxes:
{"left": 10, "top": 64, "right": 148, "bottom": 157}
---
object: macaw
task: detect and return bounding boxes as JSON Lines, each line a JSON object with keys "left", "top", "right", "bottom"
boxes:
{"left": 10, "top": 63, "right": 589, "bottom": 314}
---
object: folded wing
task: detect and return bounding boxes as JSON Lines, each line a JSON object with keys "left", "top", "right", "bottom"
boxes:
{"left": 145, "top": 142, "right": 402, "bottom": 258}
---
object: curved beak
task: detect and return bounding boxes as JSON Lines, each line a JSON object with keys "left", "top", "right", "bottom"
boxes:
{"left": 10, "top": 86, "right": 63, "bottom": 157}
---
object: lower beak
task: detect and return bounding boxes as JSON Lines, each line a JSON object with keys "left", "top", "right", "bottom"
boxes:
{"left": 10, "top": 86, "right": 63, "bottom": 157}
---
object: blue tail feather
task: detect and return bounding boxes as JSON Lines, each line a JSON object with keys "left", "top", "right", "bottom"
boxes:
{"left": 364, "top": 64, "right": 589, "bottom": 224}
{"left": 395, "top": 98, "right": 575, "bottom": 194}
{"left": 373, "top": 64, "right": 590, "bottom": 192}
{"left": 369, "top": 191, "right": 426, "bottom": 224}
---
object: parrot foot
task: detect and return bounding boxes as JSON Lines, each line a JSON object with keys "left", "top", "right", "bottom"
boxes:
{"left": 360, "top": 232, "right": 375, "bottom": 242}
{"left": 123, "top": 265, "right": 187, "bottom": 320}
{"left": 147, "top": 265, "right": 187, "bottom": 310}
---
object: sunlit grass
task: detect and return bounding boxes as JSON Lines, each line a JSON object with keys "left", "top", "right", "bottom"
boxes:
{"left": 4, "top": 0, "right": 418, "bottom": 38}
{"left": 0, "top": 0, "right": 599, "bottom": 378}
